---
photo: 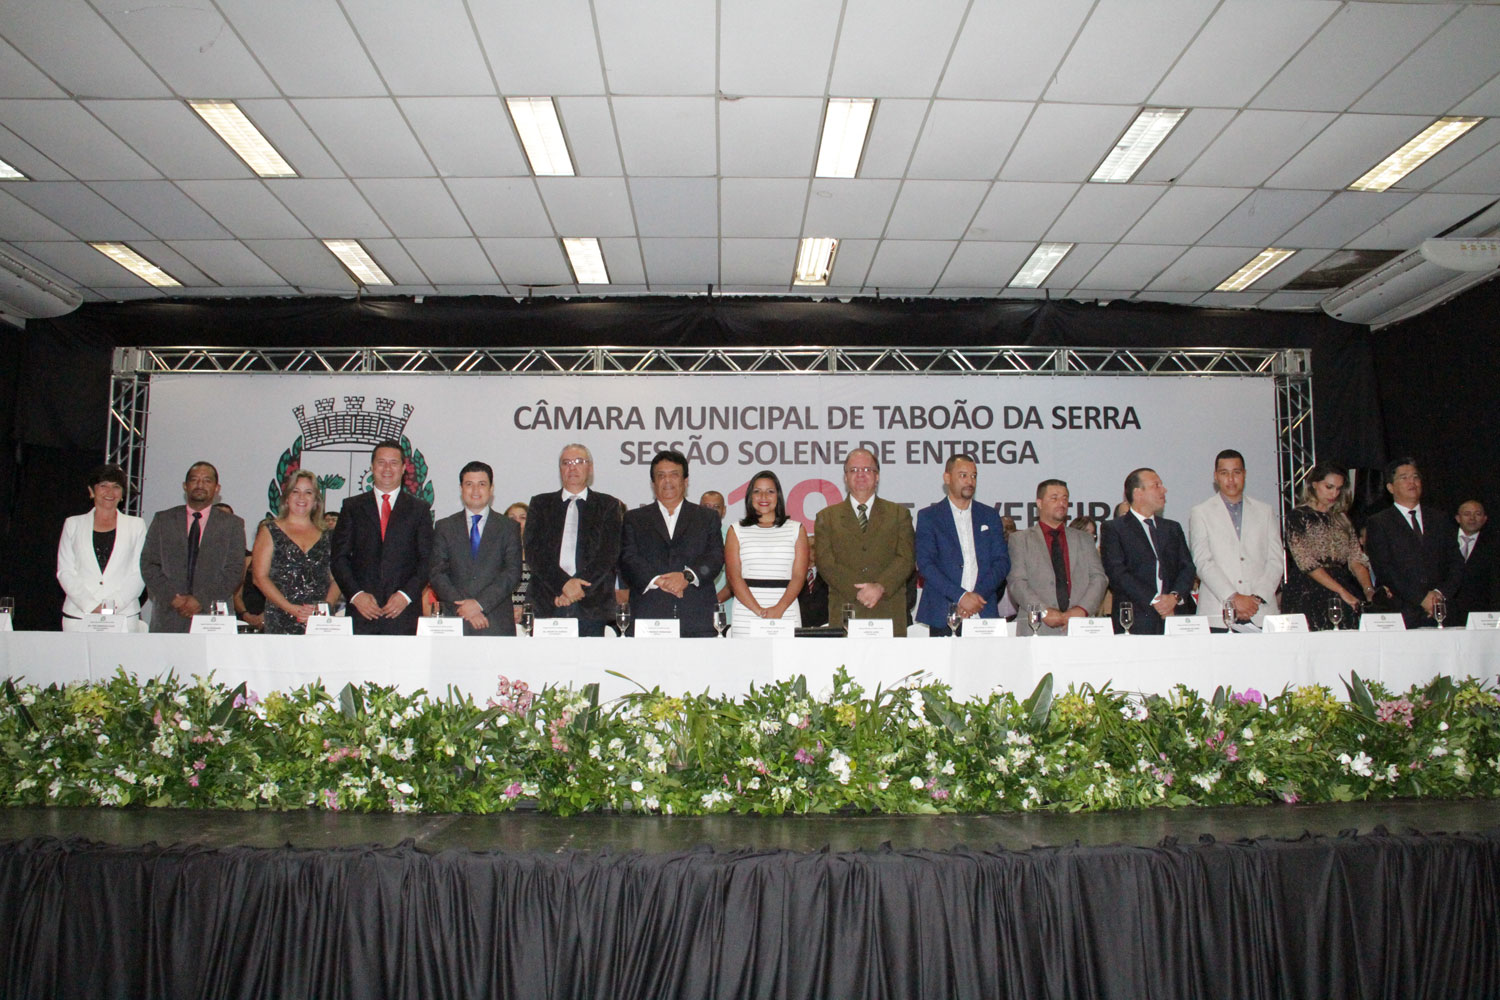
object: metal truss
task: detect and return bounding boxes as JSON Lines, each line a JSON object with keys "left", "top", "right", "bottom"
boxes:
{"left": 110, "top": 345, "right": 1313, "bottom": 515}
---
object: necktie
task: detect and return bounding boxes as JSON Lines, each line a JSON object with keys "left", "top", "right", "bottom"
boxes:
{"left": 1049, "top": 527, "right": 1070, "bottom": 613}
{"left": 470, "top": 513, "right": 482, "bottom": 560}
{"left": 1462, "top": 535, "right": 1473, "bottom": 561}
{"left": 857, "top": 503, "right": 868, "bottom": 531}
{"left": 560, "top": 496, "right": 579, "bottom": 576}
{"left": 185, "top": 511, "right": 202, "bottom": 590}
{"left": 1145, "top": 517, "right": 1164, "bottom": 594}
{"left": 380, "top": 492, "right": 392, "bottom": 540}
{"left": 1408, "top": 509, "right": 1421, "bottom": 536}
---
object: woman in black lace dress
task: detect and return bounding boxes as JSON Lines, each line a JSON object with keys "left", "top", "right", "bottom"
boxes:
{"left": 251, "top": 469, "right": 335, "bottom": 635}
{"left": 1282, "top": 460, "right": 1376, "bottom": 630}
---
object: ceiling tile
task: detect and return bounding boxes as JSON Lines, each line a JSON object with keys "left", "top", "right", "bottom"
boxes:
{"left": 116, "top": 241, "right": 211, "bottom": 285}
{"left": 966, "top": 182, "right": 1078, "bottom": 242}
{"left": 90, "top": 181, "right": 230, "bottom": 239}
{"left": 1177, "top": 110, "right": 1337, "bottom": 187}
{"left": 471, "top": 0, "right": 605, "bottom": 95}
{"left": 939, "top": 0, "right": 1091, "bottom": 100}
{"left": 1200, "top": 189, "right": 1330, "bottom": 246}
{"left": 400, "top": 238, "right": 499, "bottom": 284}
{"left": 399, "top": 98, "right": 529, "bottom": 177}
{"left": 884, "top": 181, "right": 990, "bottom": 239}
{"left": 0, "top": 100, "right": 159, "bottom": 180}
{"left": 242, "top": 239, "right": 360, "bottom": 292}
{"left": 1431, "top": 143, "right": 1500, "bottom": 195}
{"left": 0, "top": 36, "right": 65, "bottom": 97}
{"left": 350, "top": 238, "right": 425, "bottom": 284}
{"left": 0, "top": 0, "right": 170, "bottom": 98}
{"left": 536, "top": 178, "right": 636, "bottom": 236}
{"left": 613, "top": 98, "right": 716, "bottom": 176}
{"left": 0, "top": 189, "right": 76, "bottom": 240}
{"left": 1277, "top": 191, "right": 1416, "bottom": 248}
{"left": 356, "top": 178, "right": 470, "bottom": 237}
{"left": 555, "top": 97, "right": 622, "bottom": 176}
{"left": 858, "top": 100, "right": 929, "bottom": 178}
{"left": 802, "top": 179, "right": 900, "bottom": 239}
{"left": 13, "top": 240, "right": 164, "bottom": 289}
{"left": 641, "top": 238, "right": 718, "bottom": 285}
{"left": 1123, "top": 187, "right": 1249, "bottom": 244}
{"left": 1030, "top": 242, "right": 1108, "bottom": 289}
{"left": 1045, "top": 0, "right": 1217, "bottom": 104}
{"left": 1046, "top": 185, "right": 1165, "bottom": 243}
{"left": 1000, "top": 104, "right": 1137, "bottom": 183}
{"left": 910, "top": 101, "right": 1030, "bottom": 180}
{"left": 178, "top": 180, "right": 311, "bottom": 239}
{"left": 1152, "top": 1, "right": 1337, "bottom": 108}
{"left": 99, "top": 4, "right": 278, "bottom": 97}
{"left": 828, "top": 238, "right": 877, "bottom": 287}
{"left": 598, "top": 238, "right": 647, "bottom": 284}
{"left": 265, "top": 179, "right": 390, "bottom": 238}
{"left": 292, "top": 99, "right": 434, "bottom": 177}
{"left": 1454, "top": 69, "right": 1500, "bottom": 117}
{"left": 721, "top": 179, "right": 807, "bottom": 238}
{"left": 595, "top": 0, "right": 715, "bottom": 95}
{"left": 936, "top": 242, "right": 1034, "bottom": 289}
{"left": 217, "top": 0, "right": 385, "bottom": 97}
{"left": 720, "top": 1, "right": 842, "bottom": 96}
{"left": 0, "top": 124, "right": 68, "bottom": 181}
{"left": 722, "top": 238, "right": 799, "bottom": 286}
{"left": 446, "top": 178, "right": 553, "bottom": 237}
{"left": 1079, "top": 244, "right": 1187, "bottom": 289}
{"left": 164, "top": 240, "right": 286, "bottom": 285}
{"left": 1252, "top": 3, "right": 1453, "bottom": 112}
{"left": 1132, "top": 109, "right": 1237, "bottom": 184}
{"left": 1353, "top": 6, "right": 1500, "bottom": 115}
{"left": 1148, "top": 246, "right": 1279, "bottom": 292}
{"left": 630, "top": 177, "right": 717, "bottom": 237}
{"left": 719, "top": 98, "right": 823, "bottom": 177}
{"left": 1266, "top": 114, "right": 1432, "bottom": 190}
{"left": 479, "top": 238, "right": 574, "bottom": 288}
{"left": 1249, "top": 248, "right": 1334, "bottom": 292}
{"left": 829, "top": 0, "right": 969, "bottom": 98}
{"left": 1393, "top": 119, "right": 1500, "bottom": 191}
{"left": 865, "top": 240, "right": 956, "bottom": 288}
{"left": 83, "top": 100, "right": 252, "bottom": 180}
{"left": 235, "top": 100, "right": 345, "bottom": 178}
{"left": 340, "top": 0, "right": 493, "bottom": 96}
{"left": 1347, "top": 193, "right": 1496, "bottom": 251}
{"left": 5, "top": 182, "right": 151, "bottom": 240}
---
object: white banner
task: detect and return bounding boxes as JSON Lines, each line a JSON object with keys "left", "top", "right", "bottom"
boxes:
{"left": 141, "top": 373, "right": 1278, "bottom": 543}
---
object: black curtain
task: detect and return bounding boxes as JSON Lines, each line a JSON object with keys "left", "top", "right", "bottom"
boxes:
{"left": 2, "top": 832, "right": 1496, "bottom": 999}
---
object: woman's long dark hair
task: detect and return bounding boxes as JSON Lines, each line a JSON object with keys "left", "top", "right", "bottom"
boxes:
{"left": 739, "top": 470, "right": 788, "bottom": 527}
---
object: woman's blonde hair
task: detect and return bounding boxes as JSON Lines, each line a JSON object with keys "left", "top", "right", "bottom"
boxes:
{"left": 277, "top": 468, "right": 326, "bottom": 529}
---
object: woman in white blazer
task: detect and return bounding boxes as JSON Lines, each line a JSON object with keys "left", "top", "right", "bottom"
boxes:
{"left": 57, "top": 464, "right": 147, "bottom": 631}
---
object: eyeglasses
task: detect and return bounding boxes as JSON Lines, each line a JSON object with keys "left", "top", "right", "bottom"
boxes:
{"left": 560, "top": 458, "right": 590, "bottom": 467}
{"left": 846, "top": 466, "right": 877, "bottom": 475}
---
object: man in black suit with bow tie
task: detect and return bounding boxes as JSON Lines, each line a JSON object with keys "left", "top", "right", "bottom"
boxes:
{"left": 1101, "top": 467, "right": 1196, "bottom": 634}
{"left": 525, "top": 443, "right": 622, "bottom": 636}
{"left": 620, "top": 449, "right": 725, "bottom": 637}
{"left": 330, "top": 440, "right": 434, "bottom": 635}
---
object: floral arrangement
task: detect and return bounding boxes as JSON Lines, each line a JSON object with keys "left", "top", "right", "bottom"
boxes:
{"left": 1, "top": 668, "right": 1497, "bottom": 816}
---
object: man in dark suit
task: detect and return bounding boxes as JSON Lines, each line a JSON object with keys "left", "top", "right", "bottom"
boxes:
{"left": 620, "top": 449, "right": 724, "bottom": 637}
{"left": 814, "top": 448, "right": 916, "bottom": 635}
{"left": 1452, "top": 500, "right": 1498, "bottom": 625}
{"left": 526, "top": 443, "right": 623, "bottom": 636}
{"left": 330, "top": 440, "right": 434, "bottom": 635}
{"left": 1364, "top": 458, "right": 1463, "bottom": 628}
{"left": 140, "top": 461, "right": 247, "bottom": 633}
{"left": 1101, "top": 467, "right": 1196, "bottom": 634}
{"left": 914, "top": 453, "right": 1010, "bottom": 636}
{"left": 428, "top": 461, "right": 522, "bottom": 636}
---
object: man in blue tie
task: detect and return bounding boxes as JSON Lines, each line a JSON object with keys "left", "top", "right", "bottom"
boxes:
{"left": 1101, "top": 467, "right": 1197, "bottom": 634}
{"left": 429, "top": 461, "right": 522, "bottom": 636}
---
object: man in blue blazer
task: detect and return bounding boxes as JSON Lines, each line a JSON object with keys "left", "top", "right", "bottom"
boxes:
{"left": 1101, "top": 467, "right": 1197, "bottom": 634}
{"left": 915, "top": 454, "right": 1009, "bottom": 636}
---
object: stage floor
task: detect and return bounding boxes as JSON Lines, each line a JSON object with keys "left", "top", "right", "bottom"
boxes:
{"left": 5, "top": 799, "right": 1497, "bottom": 853}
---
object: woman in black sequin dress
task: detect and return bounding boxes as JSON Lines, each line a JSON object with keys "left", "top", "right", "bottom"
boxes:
{"left": 251, "top": 469, "right": 335, "bottom": 635}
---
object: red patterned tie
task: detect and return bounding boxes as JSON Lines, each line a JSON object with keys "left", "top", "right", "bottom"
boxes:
{"left": 380, "top": 493, "right": 392, "bottom": 540}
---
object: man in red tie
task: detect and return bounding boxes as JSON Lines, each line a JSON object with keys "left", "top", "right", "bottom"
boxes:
{"left": 330, "top": 440, "right": 434, "bottom": 635}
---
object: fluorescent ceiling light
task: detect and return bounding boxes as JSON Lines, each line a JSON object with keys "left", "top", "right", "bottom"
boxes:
{"left": 90, "top": 243, "right": 180, "bottom": 287}
{"left": 1091, "top": 108, "right": 1186, "bottom": 183}
{"left": 1010, "top": 243, "right": 1073, "bottom": 288}
{"left": 562, "top": 238, "right": 609, "bottom": 284}
{"left": 1216, "top": 248, "right": 1296, "bottom": 292}
{"left": 793, "top": 238, "right": 839, "bottom": 285}
{"left": 506, "top": 97, "right": 575, "bottom": 177}
{"left": 0, "top": 157, "right": 25, "bottom": 180}
{"left": 322, "top": 239, "right": 392, "bottom": 286}
{"left": 188, "top": 100, "right": 296, "bottom": 178}
{"left": 815, "top": 98, "right": 875, "bottom": 178}
{"left": 1348, "top": 116, "right": 1483, "bottom": 192}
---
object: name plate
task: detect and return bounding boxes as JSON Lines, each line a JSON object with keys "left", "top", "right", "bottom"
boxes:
{"left": 846, "top": 618, "right": 894, "bottom": 638}
{"left": 635, "top": 618, "right": 681, "bottom": 639}
{"left": 1262, "top": 614, "right": 1309, "bottom": 634}
{"left": 416, "top": 616, "right": 465, "bottom": 637}
{"left": 1467, "top": 611, "right": 1500, "bottom": 630}
{"left": 1359, "top": 612, "right": 1406, "bottom": 632}
{"left": 735, "top": 616, "right": 796, "bottom": 638}
{"left": 305, "top": 615, "right": 353, "bottom": 636}
{"left": 82, "top": 613, "right": 129, "bottom": 633}
{"left": 533, "top": 617, "right": 580, "bottom": 639}
{"left": 1164, "top": 615, "right": 1211, "bottom": 636}
{"left": 960, "top": 618, "right": 1007, "bottom": 638}
{"left": 1066, "top": 617, "right": 1113, "bottom": 637}
{"left": 188, "top": 614, "right": 238, "bottom": 635}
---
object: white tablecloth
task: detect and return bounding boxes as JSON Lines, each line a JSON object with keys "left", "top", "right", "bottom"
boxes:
{"left": 2, "top": 630, "right": 1496, "bottom": 702}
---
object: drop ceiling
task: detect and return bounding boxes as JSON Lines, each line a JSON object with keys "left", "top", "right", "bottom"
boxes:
{"left": 1, "top": 0, "right": 1499, "bottom": 312}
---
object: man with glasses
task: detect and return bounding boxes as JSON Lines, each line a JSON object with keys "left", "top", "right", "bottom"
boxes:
{"left": 525, "top": 443, "right": 622, "bottom": 636}
{"left": 1364, "top": 458, "right": 1463, "bottom": 628}
{"left": 814, "top": 448, "right": 916, "bottom": 635}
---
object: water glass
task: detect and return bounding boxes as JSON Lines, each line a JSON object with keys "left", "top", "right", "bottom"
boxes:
{"left": 946, "top": 602, "right": 961, "bottom": 636}
{"left": 1118, "top": 601, "right": 1135, "bottom": 634}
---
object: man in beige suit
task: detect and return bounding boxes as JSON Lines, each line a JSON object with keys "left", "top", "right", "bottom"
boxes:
{"left": 1187, "top": 449, "right": 1283, "bottom": 629}
{"left": 814, "top": 448, "right": 915, "bottom": 636}
{"left": 1007, "top": 478, "right": 1109, "bottom": 635}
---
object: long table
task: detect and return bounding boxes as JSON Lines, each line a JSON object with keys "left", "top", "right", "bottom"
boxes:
{"left": 2, "top": 629, "right": 1496, "bottom": 702}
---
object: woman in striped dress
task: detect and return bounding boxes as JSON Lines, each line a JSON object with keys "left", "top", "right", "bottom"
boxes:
{"left": 725, "top": 470, "right": 809, "bottom": 625}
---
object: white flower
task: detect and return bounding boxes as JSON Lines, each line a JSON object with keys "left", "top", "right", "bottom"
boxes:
{"left": 1247, "top": 767, "right": 1267, "bottom": 786}
{"left": 1454, "top": 761, "right": 1471, "bottom": 779}
{"left": 19, "top": 692, "right": 34, "bottom": 706}
{"left": 588, "top": 743, "right": 601, "bottom": 759}
{"left": 1429, "top": 744, "right": 1449, "bottom": 758}
{"left": 909, "top": 775, "right": 925, "bottom": 790}
{"left": 389, "top": 713, "right": 402, "bottom": 729}
{"left": 1348, "top": 751, "right": 1374, "bottom": 777}
{"left": 827, "top": 749, "right": 854, "bottom": 785}
{"left": 177, "top": 719, "right": 192, "bottom": 731}
{"left": 758, "top": 719, "right": 781, "bottom": 735}
{"left": 1241, "top": 727, "right": 1255, "bottom": 743}
{"left": 940, "top": 759, "right": 956, "bottom": 776}
{"left": 642, "top": 795, "right": 660, "bottom": 810}
{"left": 97, "top": 733, "right": 110, "bottom": 745}
{"left": 395, "top": 782, "right": 414, "bottom": 795}
{"left": 630, "top": 780, "right": 644, "bottom": 793}
{"left": 1439, "top": 721, "right": 1450, "bottom": 732}
{"left": 786, "top": 712, "right": 801, "bottom": 728}
{"left": 1385, "top": 764, "right": 1400, "bottom": 783}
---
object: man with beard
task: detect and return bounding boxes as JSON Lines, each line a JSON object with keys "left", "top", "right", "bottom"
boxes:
{"left": 914, "top": 454, "right": 1009, "bottom": 636}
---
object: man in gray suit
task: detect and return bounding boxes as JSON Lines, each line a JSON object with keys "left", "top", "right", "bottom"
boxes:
{"left": 140, "top": 461, "right": 247, "bottom": 633}
{"left": 1006, "top": 478, "right": 1108, "bottom": 635}
{"left": 429, "top": 461, "right": 523, "bottom": 636}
